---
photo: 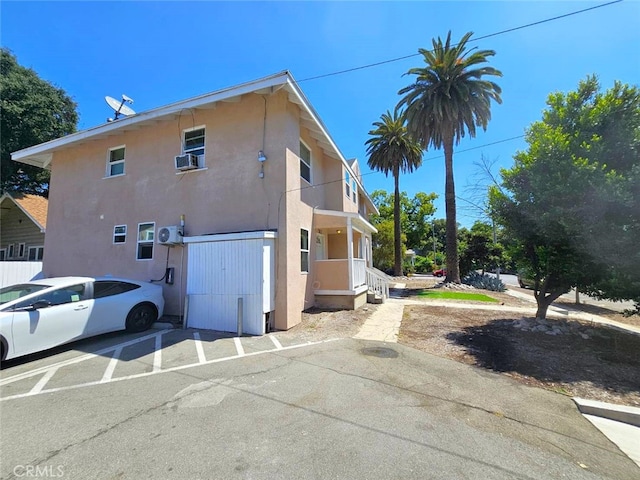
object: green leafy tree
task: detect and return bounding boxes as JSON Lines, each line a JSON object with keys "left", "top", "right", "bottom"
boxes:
{"left": 1, "top": 48, "right": 78, "bottom": 196}
{"left": 429, "top": 218, "right": 447, "bottom": 269}
{"left": 366, "top": 111, "right": 423, "bottom": 276}
{"left": 491, "top": 76, "right": 640, "bottom": 319}
{"left": 398, "top": 31, "right": 502, "bottom": 283}
{"left": 405, "top": 191, "right": 438, "bottom": 252}
{"left": 458, "top": 221, "right": 505, "bottom": 276}
{"left": 370, "top": 189, "right": 437, "bottom": 254}
{"left": 371, "top": 219, "right": 401, "bottom": 273}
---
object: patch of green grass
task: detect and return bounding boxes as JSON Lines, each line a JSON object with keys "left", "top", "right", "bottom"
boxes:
{"left": 417, "top": 290, "right": 499, "bottom": 303}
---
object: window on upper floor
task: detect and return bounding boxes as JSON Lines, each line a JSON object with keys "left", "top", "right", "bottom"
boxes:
{"left": 7, "top": 244, "right": 15, "bottom": 259}
{"left": 113, "top": 225, "right": 127, "bottom": 244}
{"left": 107, "top": 146, "right": 126, "bottom": 177}
{"left": 18, "top": 243, "right": 25, "bottom": 258}
{"left": 300, "top": 141, "right": 311, "bottom": 184}
{"left": 301, "top": 229, "right": 309, "bottom": 273}
{"left": 345, "top": 171, "right": 351, "bottom": 198}
{"left": 182, "top": 126, "right": 206, "bottom": 168}
{"left": 352, "top": 178, "right": 357, "bottom": 204}
{"left": 137, "top": 222, "right": 155, "bottom": 260}
{"left": 0, "top": 249, "right": 6, "bottom": 261}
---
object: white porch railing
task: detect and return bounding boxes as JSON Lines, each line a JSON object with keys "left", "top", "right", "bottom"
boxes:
{"left": 352, "top": 259, "right": 366, "bottom": 288}
{"left": 366, "top": 267, "right": 389, "bottom": 300}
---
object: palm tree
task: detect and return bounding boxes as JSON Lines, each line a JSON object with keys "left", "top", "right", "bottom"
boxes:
{"left": 398, "top": 31, "right": 502, "bottom": 283}
{"left": 366, "top": 110, "right": 423, "bottom": 276}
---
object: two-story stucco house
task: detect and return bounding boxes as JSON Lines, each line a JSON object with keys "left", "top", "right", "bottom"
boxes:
{"left": 11, "top": 71, "right": 388, "bottom": 334}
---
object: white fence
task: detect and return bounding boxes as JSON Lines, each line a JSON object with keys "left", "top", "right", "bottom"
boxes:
{"left": 0, "top": 262, "right": 44, "bottom": 287}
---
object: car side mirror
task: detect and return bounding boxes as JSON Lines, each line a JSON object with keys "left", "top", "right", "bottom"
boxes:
{"left": 31, "top": 299, "right": 52, "bottom": 310}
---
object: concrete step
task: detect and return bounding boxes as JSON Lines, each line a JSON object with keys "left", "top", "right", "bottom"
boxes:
{"left": 367, "top": 292, "right": 385, "bottom": 304}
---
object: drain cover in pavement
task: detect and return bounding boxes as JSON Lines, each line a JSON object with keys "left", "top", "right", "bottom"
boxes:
{"left": 360, "top": 347, "right": 399, "bottom": 358}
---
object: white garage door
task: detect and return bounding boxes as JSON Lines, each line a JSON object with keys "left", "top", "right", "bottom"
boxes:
{"left": 185, "top": 231, "right": 276, "bottom": 335}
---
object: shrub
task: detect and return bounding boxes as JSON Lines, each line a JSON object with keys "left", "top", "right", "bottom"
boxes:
{"left": 462, "top": 271, "right": 506, "bottom": 292}
{"left": 414, "top": 255, "right": 433, "bottom": 274}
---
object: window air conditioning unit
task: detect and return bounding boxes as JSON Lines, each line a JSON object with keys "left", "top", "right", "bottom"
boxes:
{"left": 157, "top": 225, "right": 183, "bottom": 245}
{"left": 175, "top": 153, "right": 198, "bottom": 170}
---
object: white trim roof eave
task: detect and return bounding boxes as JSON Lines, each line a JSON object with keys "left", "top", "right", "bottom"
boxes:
{"left": 11, "top": 71, "right": 292, "bottom": 168}
{"left": 313, "top": 208, "right": 378, "bottom": 234}
{"left": 10, "top": 70, "right": 378, "bottom": 213}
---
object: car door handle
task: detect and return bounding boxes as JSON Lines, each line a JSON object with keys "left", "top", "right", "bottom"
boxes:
{"left": 74, "top": 305, "right": 89, "bottom": 311}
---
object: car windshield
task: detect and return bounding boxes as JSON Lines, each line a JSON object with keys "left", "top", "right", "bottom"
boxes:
{"left": 0, "top": 284, "right": 52, "bottom": 305}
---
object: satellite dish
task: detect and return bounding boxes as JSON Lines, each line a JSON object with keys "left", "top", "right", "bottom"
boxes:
{"left": 105, "top": 94, "right": 136, "bottom": 122}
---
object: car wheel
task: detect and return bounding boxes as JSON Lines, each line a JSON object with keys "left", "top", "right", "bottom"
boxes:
{"left": 125, "top": 303, "right": 157, "bottom": 333}
{"left": 0, "top": 337, "right": 7, "bottom": 362}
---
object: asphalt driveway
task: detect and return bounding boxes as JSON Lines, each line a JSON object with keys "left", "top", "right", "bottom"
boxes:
{"left": 1, "top": 335, "right": 637, "bottom": 479}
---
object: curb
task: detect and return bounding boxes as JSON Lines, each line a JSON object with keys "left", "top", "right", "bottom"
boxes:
{"left": 573, "top": 397, "right": 640, "bottom": 427}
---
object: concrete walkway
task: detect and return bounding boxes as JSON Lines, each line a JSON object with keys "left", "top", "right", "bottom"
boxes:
{"left": 353, "top": 299, "right": 404, "bottom": 342}
{"left": 353, "top": 285, "right": 640, "bottom": 467}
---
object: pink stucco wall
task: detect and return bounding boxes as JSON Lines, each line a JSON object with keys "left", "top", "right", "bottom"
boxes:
{"left": 42, "top": 87, "right": 373, "bottom": 329}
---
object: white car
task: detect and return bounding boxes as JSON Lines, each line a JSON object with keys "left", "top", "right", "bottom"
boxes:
{"left": 0, "top": 276, "right": 165, "bottom": 362}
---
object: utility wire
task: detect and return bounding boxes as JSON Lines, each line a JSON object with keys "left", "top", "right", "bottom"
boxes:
{"left": 284, "top": 135, "right": 524, "bottom": 195}
{"left": 297, "top": 0, "right": 622, "bottom": 83}
{"left": 283, "top": 0, "right": 620, "bottom": 195}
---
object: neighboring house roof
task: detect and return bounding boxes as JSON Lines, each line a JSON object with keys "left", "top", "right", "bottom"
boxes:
{"left": 11, "top": 71, "right": 377, "bottom": 214}
{"left": 0, "top": 193, "right": 48, "bottom": 231}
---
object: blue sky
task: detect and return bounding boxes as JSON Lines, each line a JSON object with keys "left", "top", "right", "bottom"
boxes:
{"left": 2, "top": 1, "right": 639, "bottom": 227}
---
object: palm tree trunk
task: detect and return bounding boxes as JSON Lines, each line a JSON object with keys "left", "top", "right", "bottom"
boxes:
{"left": 443, "top": 131, "right": 460, "bottom": 283}
{"left": 393, "top": 168, "right": 403, "bottom": 276}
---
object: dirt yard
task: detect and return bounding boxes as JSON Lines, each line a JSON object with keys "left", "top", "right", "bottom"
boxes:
{"left": 283, "top": 277, "right": 640, "bottom": 407}
{"left": 397, "top": 278, "right": 640, "bottom": 407}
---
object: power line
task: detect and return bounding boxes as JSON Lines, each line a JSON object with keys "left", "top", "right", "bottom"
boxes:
{"left": 297, "top": 0, "right": 622, "bottom": 83}
{"left": 284, "top": 134, "right": 524, "bottom": 195}
{"left": 422, "top": 135, "right": 524, "bottom": 162}
{"left": 283, "top": 0, "right": 621, "bottom": 197}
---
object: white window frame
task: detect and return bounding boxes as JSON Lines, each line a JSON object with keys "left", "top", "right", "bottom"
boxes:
{"left": 106, "top": 145, "right": 126, "bottom": 177}
{"left": 301, "top": 228, "right": 310, "bottom": 273}
{"left": 352, "top": 179, "right": 357, "bottom": 204}
{"left": 136, "top": 222, "right": 155, "bottom": 261}
{"left": 28, "top": 246, "right": 44, "bottom": 261}
{"left": 345, "top": 171, "right": 351, "bottom": 199}
{"left": 182, "top": 125, "right": 206, "bottom": 169}
{"left": 113, "top": 225, "right": 127, "bottom": 244}
{"left": 299, "top": 140, "right": 312, "bottom": 184}
{"left": 18, "top": 243, "right": 25, "bottom": 258}
{"left": 7, "top": 244, "right": 14, "bottom": 259}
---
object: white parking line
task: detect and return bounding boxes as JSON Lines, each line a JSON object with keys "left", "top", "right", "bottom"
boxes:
{"left": 269, "top": 335, "right": 283, "bottom": 350}
{"left": 233, "top": 337, "right": 245, "bottom": 356}
{"left": 153, "top": 333, "right": 164, "bottom": 372}
{"left": 193, "top": 332, "right": 206, "bottom": 364}
{"left": 101, "top": 347, "right": 122, "bottom": 383}
{"left": 0, "top": 330, "right": 165, "bottom": 387}
{"left": 29, "top": 367, "right": 59, "bottom": 395}
{"left": 0, "top": 339, "right": 339, "bottom": 402}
